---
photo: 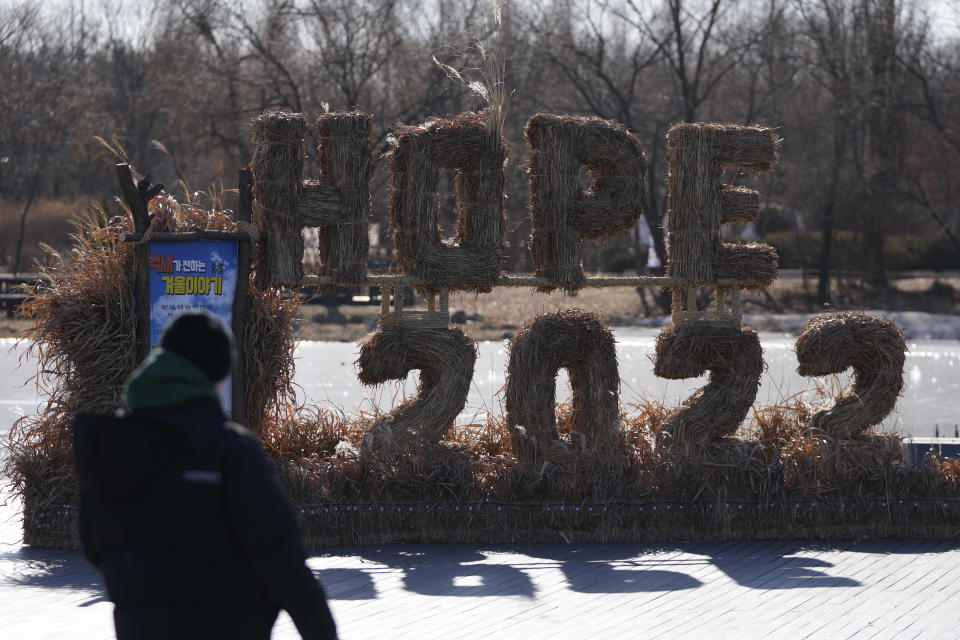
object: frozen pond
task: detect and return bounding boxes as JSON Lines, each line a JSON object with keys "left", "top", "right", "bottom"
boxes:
{"left": 3, "top": 330, "right": 960, "bottom": 439}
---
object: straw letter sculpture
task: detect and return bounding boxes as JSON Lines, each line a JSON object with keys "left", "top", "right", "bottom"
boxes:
{"left": 251, "top": 111, "right": 309, "bottom": 287}
{"left": 301, "top": 111, "right": 374, "bottom": 287}
{"left": 387, "top": 112, "right": 507, "bottom": 295}
{"left": 795, "top": 313, "right": 906, "bottom": 439}
{"left": 357, "top": 327, "right": 478, "bottom": 445}
{"left": 666, "top": 123, "right": 779, "bottom": 288}
{"left": 252, "top": 111, "right": 374, "bottom": 288}
{"left": 525, "top": 114, "right": 648, "bottom": 293}
{"left": 505, "top": 310, "right": 620, "bottom": 461}
{"left": 654, "top": 322, "right": 764, "bottom": 445}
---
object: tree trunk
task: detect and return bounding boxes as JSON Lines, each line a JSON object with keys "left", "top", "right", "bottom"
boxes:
{"left": 818, "top": 107, "right": 849, "bottom": 306}
{"left": 13, "top": 189, "right": 37, "bottom": 275}
{"left": 817, "top": 200, "right": 834, "bottom": 306}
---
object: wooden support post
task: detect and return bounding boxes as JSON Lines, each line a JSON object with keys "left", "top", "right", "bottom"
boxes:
{"left": 232, "top": 168, "right": 253, "bottom": 425}
{"left": 685, "top": 287, "right": 696, "bottom": 313}
{"left": 716, "top": 288, "right": 726, "bottom": 312}
{"left": 439, "top": 288, "right": 449, "bottom": 315}
{"left": 116, "top": 164, "right": 162, "bottom": 365}
{"left": 731, "top": 283, "right": 742, "bottom": 316}
{"left": 427, "top": 294, "right": 437, "bottom": 311}
{"left": 380, "top": 285, "right": 391, "bottom": 318}
{"left": 671, "top": 288, "right": 684, "bottom": 315}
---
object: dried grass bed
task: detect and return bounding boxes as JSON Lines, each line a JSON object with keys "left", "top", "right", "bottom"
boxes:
{"left": 796, "top": 312, "right": 907, "bottom": 439}
{"left": 387, "top": 112, "right": 507, "bottom": 295}
{"left": 357, "top": 327, "right": 478, "bottom": 445}
{"left": 525, "top": 114, "right": 648, "bottom": 293}
{"left": 666, "top": 123, "right": 779, "bottom": 287}
{"left": 271, "top": 399, "right": 960, "bottom": 546}
{"left": 654, "top": 322, "right": 764, "bottom": 445}
{"left": 12, "top": 396, "right": 960, "bottom": 547}
{"left": 251, "top": 111, "right": 309, "bottom": 288}
{"left": 505, "top": 309, "right": 619, "bottom": 461}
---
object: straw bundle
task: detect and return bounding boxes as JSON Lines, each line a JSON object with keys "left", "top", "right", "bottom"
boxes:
{"left": 387, "top": 112, "right": 507, "bottom": 295}
{"left": 654, "top": 322, "right": 764, "bottom": 444}
{"left": 300, "top": 111, "right": 373, "bottom": 287}
{"left": 795, "top": 313, "right": 907, "bottom": 439}
{"left": 241, "top": 283, "right": 300, "bottom": 434}
{"left": 525, "top": 114, "right": 648, "bottom": 292}
{"left": 720, "top": 186, "right": 762, "bottom": 224}
{"left": 505, "top": 310, "right": 620, "bottom": 460}
{"left": 716, "top": 242, "right": 779, "bottom": 286}
{"left": 356, "top": 327, "right": 478, "bottom": 445}
{"left": 251, "top": 111, "right": 308, "bottom": 288}
{"left": 666, "top": 123, "right": 779, "bottom": 287}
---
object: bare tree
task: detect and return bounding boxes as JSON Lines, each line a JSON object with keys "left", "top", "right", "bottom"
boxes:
{"left": 0, "top": 3, "right": 89, "bottom": 271}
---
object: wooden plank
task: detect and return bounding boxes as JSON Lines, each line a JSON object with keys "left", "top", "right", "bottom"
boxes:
{"left": 231, "top": 169, "right": 253, "bottom": 426}
{"left": 115, "top": 164, "right": 157, "bottom": 364}
{"left": 122, "top": 231, "right": 252, "bottom": 242}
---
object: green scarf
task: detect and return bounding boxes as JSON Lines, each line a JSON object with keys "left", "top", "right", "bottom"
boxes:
{"left": 122, "top": 349, "right": 220, "bottom": 411}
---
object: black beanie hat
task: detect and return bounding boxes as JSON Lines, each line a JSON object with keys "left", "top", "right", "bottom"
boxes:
{"left": 160, "top": 311, "right": 234, "bottom": 382}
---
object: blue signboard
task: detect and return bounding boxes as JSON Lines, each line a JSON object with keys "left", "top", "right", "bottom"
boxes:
{"left": 148, "top": 240, "right": 239, "bottom": 413}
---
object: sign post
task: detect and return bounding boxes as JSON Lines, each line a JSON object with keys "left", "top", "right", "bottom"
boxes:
{"left": 120, "top": 167, "right": 253, "bottom": 423}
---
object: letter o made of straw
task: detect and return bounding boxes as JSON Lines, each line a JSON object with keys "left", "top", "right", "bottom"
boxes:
{"left": 795, "top": 313, "right": 906, "bottom": 439}
{"left": 654, "top": 322, "right": 764, "bottom": 444}
{"left": 388, "top": 113, "right": 507, "bottom": 295}
{"left": 526, "top": 114, "right": 648, "bottom": 293}
{"left": 505, "top": 310, "right": 620, "bottom": 461}
{"left": 357, "top": 327, "right": 477, "bottom": 444}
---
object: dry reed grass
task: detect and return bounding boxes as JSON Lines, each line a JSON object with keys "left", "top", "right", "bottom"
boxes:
{"left": 256, "top": 396, "right": 960, "bottom": 547}
{"left": 149, "top": 192, "right": 238, "bottom": 232}
{"left": 387, "top": 112, "right": 507, "bottom": 295}
{"left": 505, "top": 309, "right": 619, "bottom": 461}
{"left": 795, "top": 312, "right": 907, "bottom": 439}
{"left": 525, "top": 114, "right": 648, "bottom": 293}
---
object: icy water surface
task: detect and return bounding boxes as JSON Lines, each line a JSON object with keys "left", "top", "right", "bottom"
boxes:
{"left": 3, "top": 331, "right": 959, "bottom": 439}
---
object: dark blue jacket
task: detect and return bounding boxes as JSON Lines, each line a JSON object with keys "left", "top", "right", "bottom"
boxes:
{"left": 73, "top": 399, "right": 337, "bottom": 640}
